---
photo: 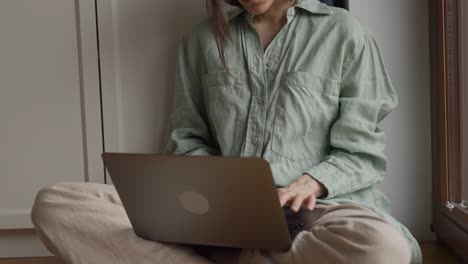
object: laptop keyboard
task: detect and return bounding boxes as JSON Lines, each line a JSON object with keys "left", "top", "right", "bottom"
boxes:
{"left": 283, "top": 207, "right": 308, "bottom": 239}
{"left": 282, "top": 206, "right": 327, "bottom": 239}
{"left": 287, "top": 222, "right": 306, "bottom": 238}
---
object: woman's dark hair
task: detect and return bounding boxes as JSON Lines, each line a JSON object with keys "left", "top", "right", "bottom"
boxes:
{"left": 206, "top": 0, "right": 242, "bottom": 70}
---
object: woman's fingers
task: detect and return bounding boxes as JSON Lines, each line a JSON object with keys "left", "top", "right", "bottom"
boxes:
{"left": 278, "top": 185, "right": 317, "bottom": 212}
{"left": 278, "top": 188, "right": 294, "bottom": 207}
{"left": 304, "top": 195, "right": 316, "bottom": 211}
{"left": 291, "top": 194, "right": 307, "bottom": 212}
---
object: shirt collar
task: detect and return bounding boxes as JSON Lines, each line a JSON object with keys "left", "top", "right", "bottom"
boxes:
{"left": 227, "top": 0, "right": 333, "bottom": 21}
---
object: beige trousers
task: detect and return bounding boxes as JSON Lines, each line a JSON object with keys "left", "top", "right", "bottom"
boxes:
{"left": 31, "top": 182, "right": 411, "bottom": 264}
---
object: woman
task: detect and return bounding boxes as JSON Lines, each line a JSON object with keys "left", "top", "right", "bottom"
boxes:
{"left": 32, "top": 0, "right": 422, "bottom": 263}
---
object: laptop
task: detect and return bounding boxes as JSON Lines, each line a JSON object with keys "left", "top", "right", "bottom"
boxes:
{"left": 102, "top": 153, "right": 318, "bottom": 251}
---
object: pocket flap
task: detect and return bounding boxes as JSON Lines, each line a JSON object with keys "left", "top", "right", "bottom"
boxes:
{"left": 283, "top": 71, "right": 339, "bottom": 96}
{"left": 202, "top": 71, "right": 242, "bottom": 87}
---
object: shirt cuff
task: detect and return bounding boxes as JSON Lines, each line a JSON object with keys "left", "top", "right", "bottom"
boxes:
{"left": 304, "top": 161, "right": 350, "bottom": 199}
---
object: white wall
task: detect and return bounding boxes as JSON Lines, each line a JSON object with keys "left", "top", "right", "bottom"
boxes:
{"left": 98, "top": 0, "right": 206, "bottom": 154}
{"left": 101, "top": 0, "right": 434, "bottom": 241}
{"left": 352, "top": 0, "right": 433, "bottom": 240}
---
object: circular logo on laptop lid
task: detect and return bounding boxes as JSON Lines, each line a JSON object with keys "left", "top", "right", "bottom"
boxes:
{"left": 178, "top": 191, "right": 210, "bottom": 215}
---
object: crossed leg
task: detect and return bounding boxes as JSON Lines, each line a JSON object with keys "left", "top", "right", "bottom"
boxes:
{"left": 32, "top": 182, "right": 411, "bottom": 264}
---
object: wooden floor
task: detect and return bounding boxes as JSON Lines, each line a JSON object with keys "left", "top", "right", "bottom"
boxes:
{"left": 0, "top": 258, "right": 63, "bottom": 264}
{"left": 420, "top": 241, "right": 460, "bottom": 264}
{"left": 0, "top": 242, "right": 460, "bottom": 264}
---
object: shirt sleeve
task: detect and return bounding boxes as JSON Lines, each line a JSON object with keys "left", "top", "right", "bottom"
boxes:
{"left": 304, "top": 32, "right": 398, "bottom": 199}
{"left": 163, "top": 35, "right": 219, "bottom": 156}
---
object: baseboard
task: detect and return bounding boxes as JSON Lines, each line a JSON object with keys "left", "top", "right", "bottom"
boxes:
{"left": 0, "top": 209, "right": 33, "bottom": 229}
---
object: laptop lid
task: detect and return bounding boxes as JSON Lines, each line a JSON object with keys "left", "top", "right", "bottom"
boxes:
{"left": 102, "top": 153, "right": 292, "bottom": 250}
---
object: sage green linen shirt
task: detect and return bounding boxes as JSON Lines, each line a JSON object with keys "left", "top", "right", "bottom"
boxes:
{"left": 165, "top": 0, "right": 421, "bottom": 262}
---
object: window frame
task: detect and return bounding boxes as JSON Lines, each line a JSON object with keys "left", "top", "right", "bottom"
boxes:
{"left": 429, "top": 0, "right": 468, "bottom": 261}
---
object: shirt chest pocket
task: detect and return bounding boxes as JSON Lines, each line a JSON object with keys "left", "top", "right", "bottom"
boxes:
{"left": 202, "top": 70, "right": 245, "bottom": 119}
{"left": 272, "top": 71, "right": 340, "bottom": 162}
{"left": 202, "top": 71, "right": 246, "bottom": 154}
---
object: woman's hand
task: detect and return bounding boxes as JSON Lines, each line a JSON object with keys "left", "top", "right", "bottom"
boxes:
{"left": 277, "top": 174, "right": 327, "bottom": 212}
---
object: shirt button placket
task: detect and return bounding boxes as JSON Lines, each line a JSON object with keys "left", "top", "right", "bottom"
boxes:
{"left": 254, "top": 54, "right": 266, "bottom": 157}
{"left": 252, "top": 136, "right": 258, "bottom": 144}
{"left": 246, "top": 55, "right": 260, "bottom": 157}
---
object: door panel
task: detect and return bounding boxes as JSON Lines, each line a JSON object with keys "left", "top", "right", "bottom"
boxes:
{"left": 0, "top": 0, "right": 103, "bottom": 230}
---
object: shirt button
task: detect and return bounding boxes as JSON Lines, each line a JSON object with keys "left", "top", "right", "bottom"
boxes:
{"left": 252, "top": 136, "right": 258, "bottom": 144}
{"left": 257, "top": 97, "right": 263, "bottom": 104}
{"left": 266, "top": 61, "right": 274, "bottom": 68}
